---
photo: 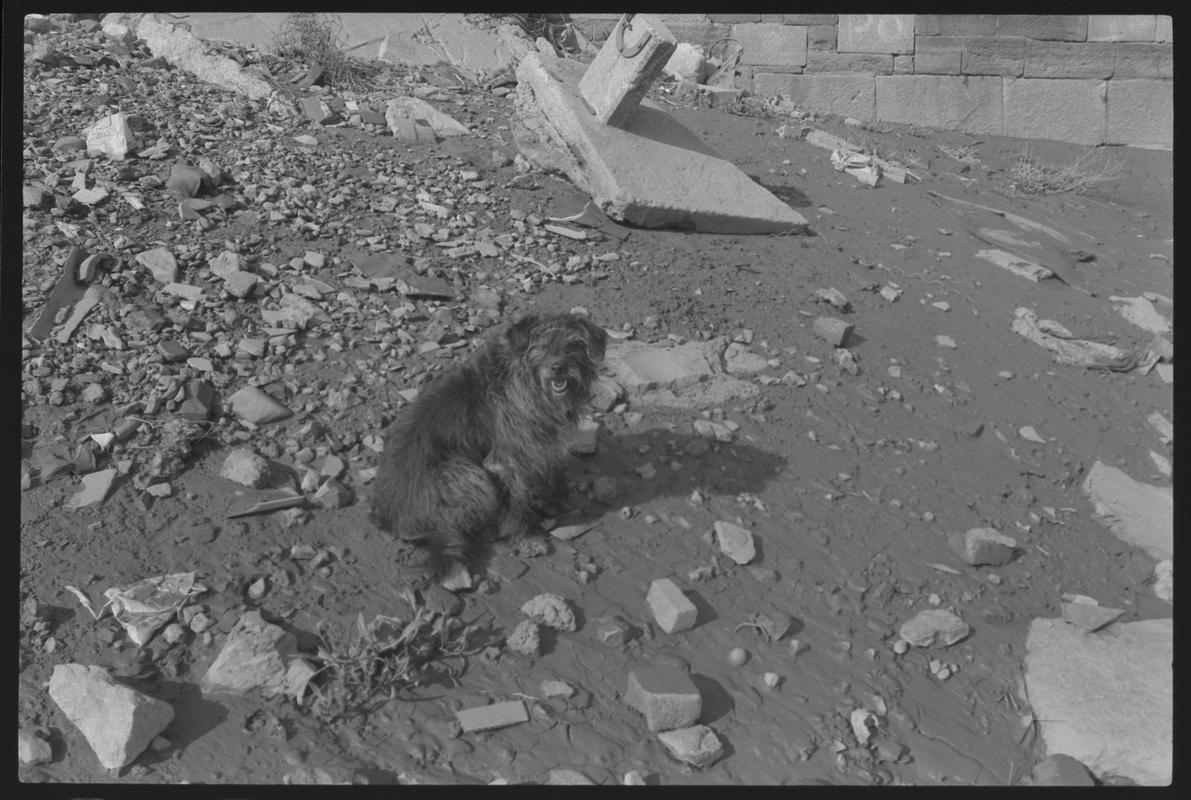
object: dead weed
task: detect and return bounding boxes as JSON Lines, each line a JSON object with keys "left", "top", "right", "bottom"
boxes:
{"left": 272, "top": 12, "right": 371, "bottom": 89}
{"left": 306, "top": 587, "right": 484, "bottom": 722}
{"left": 1007, "top": 146, "right": 1124, "bottom": 195}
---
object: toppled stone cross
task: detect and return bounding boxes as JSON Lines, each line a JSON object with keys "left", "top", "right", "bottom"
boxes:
{"left": 512, "top": 14, "right": 807, "bottom": 234}
{"left": 578, "top": 14, "right": 676, "bottom": 127}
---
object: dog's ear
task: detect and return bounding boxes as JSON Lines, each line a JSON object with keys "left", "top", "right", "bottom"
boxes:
{"left": 505, "top": 315, "right": 539, "bottom": 354}
{"left": 581, "top": 318, "right": 607, "bottom": 361}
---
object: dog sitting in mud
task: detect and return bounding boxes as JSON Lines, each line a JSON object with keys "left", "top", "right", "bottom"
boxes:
{"left": 370, "top": 312, "right": 607, "bottom": 578}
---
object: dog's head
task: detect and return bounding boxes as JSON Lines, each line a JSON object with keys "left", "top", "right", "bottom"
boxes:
{"left": 505, "top": 313, "right": 608, "bottom": 408}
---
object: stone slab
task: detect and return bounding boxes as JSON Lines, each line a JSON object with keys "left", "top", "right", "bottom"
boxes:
{"left": 604, "top": 339, "right": 719, "bottom": 395}
{"left": 623, "top": 666, "right": 702, "bottom": 731}
{"left": 731, "top": 23, "right": 808, "bottom": 67}
{"left": 1023, "top": 40, "right": 1115, "bottom": 79}
{"left": 838, "top": 14, "right": 915, "bottom": 54}
{"left": 513, "top": 51, "right": 806, "bottom": 234}
{"left": 1113, "top": 43, "right": 1173, "bottom": 79}
{"left": 805, "top": 51, "right": 893, "bottom": 74}
{"left": 807, "top": 24, "right": 837, "bottom": 50}
{"left": 1105, "top": 79, "right": 1172, "bottom": 149}
{"left": 132, "top": 14, "right": 273, "bottom": 100}
{"left": 753, "top": 74, "right": 875, "bottom": 122}
{"left": 876, "top": 75, "right": 1003, "bottom": 135}
{"left": 123, "top": 12, "right": 521, "bottom": 78}
{"left": 962, "top": 36, "right": 1026, "bottom": 77}
{"left": 1087, "top": 15, "right": 1158, "bottom": 42}
{"left": 1003, "top": 78, "right": 1107, "bottom": 145}
{"left": 997, "top": 15, "right": 1089, "bottom": 42}
{"left": 915, "top": 15, "right": 997, "bottom": 37}
{"left": 913, "top": 36, "right": 963, "bottom": 75}
{"left": 1025, "top": 617, "right": 1171, "bottom": 785}
{"left": 579, "top": 14, "right": 677, "bottom": 127}
{"left": 456, "top": 700, "right": 529, "bottom": 733}
{"left": 1081, "top": 460, "right": 1172, "bottom": 561}
{"left": 1155, "top": 16, "right": 1171, "bottom": 42}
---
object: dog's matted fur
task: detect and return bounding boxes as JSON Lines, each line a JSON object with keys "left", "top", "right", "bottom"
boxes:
{"left": 370, "top": 312, "right": 607, "bottom": 577}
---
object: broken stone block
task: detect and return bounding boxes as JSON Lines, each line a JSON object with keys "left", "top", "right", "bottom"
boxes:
{"left": 1081, "top": 460, "right": 1172, "bottom": 562}
{"left": 665, "top": 41, "right": 706, "bottom": 83}
{"left": 546, "top": 769, "right": 597, "bottom": 785}
{"left": 135, "top": 247, "right": 179, "bottom": 284}
{"left": 899, "top": 609, "right": 970, "bottom": 648}
{"left": 623, "top": 665, "right": 702, "bottom": 732}
{"left": 578, "top": 14, "right": 677, "bottom": 127}
{"left": 65, "top": 468, "right": 118, "bottom": 509}
{"left": 312, "top": 478, "right": 351, "bottom": 509}
{"left": 713, "top": 520, "right": 756, "bottom": 564}
{"left": 948, "top": 527, "right": 1017, "bottom": 566}
{"left": 693, "top": 419, "right": 735, "bottom": 443}
{"left": 657, "top": 724, "right": 723, "bottom": 768}
{"left": 456, "top": 700, "right": 528, "bottom": 733}
{"left": 18, "top": 729, "right": 53, "bottom": 765}
{"left": 1061, "top": 599, "right": 1125, "bottom": 633}
{"left": 513, "top": 52, "right": 807, "bottom": 234}
{"left": 646, "top": 578, "right": 697, "bottom": 633}
{"left": 1025, "top": 617, "right": 1171, "bottom": 785}
{"left": 202, "top": 610, "right": 299, "bottom": 697}
{"left": 49, "top": 664, "right": 175, "bottom": 770}
{"left": 812, "top": 316, "right": 854, "bottom": 347}
{"left": 386, "top": 96, "right": 470, "bottom": 140}
{"left": 596, "top": 615, "right": 632, "bottom": 647}
{"left": 1031, "top": 754, "right": 1096, "bottom": 786}
{"left": 84, "top": 112, "right": 139, "bottom": 160}
{"left": 227, "top": 386, "right": 292, "bottom": 425}
{"left": 166, "top": 162, "right": 211, "bottom": 197}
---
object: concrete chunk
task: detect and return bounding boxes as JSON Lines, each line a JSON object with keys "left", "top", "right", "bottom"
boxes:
{"left": 135, "top": 14, "right": 272, "bottom": 99}
{"left": 713, "top": 520, "right": 756, "bottom": 564}
{"left": 899, "top": 609, "right": 970, "bottom": 648}
{"left": 456, "top": 700, "right": 529, "bottom": 733}
{"left": 579, "top": 14, "right": 676, "bottom": 127}
{"left": 513, "top": 52, "right": 807, "bottom": 234}
{"left": 812, "top": 316, "right": 854, "bottom": 347}
{"left": 948, "top": 528, "right": 1017, "bottom": 566}
{"left": 49, "top": 664, "right": 175, "bottom": 769}
{"left": 647, "top": 578, "right": 698, "bottom": 633}
{"left": 1025, "top": 617, "right": 1171, "bottom": 785}
{"left": 1081, "top": 461, "right": 1172, "bottom": 561}
{"left": 657, "top": 725, "right": 724, "bottom": 768}
{"left": 624, "top": 665, "right": 702, "bottom": 731}
{"left": 837, "top": 14, "right": 915, "bottom": 54}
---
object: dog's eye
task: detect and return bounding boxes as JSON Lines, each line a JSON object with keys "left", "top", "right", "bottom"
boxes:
{"left": 550, "top": 378, "right": 568, "bottom": 393}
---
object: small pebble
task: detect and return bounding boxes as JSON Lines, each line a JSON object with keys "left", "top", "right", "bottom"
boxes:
{"left": 728, "top": 647, "right": 749, "bottom": 666}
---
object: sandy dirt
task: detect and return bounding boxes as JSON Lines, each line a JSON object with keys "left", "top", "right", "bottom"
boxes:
{"left": 18, "top": 14, "right": 1172, "bottom": 787}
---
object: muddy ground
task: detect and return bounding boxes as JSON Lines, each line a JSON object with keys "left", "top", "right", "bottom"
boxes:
{"left": 18, "top": 14, "right": 1173, "bottom": 787}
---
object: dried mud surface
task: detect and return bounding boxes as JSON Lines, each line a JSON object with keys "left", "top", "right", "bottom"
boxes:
{"left": 18, "top": 14, "right": 1173, "bottom": 787}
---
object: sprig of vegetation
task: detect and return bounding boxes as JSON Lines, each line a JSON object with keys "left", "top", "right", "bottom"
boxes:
{"left": 1008, "top": 146, "right": 1124, "bottom": 195}
{"left": 306, "top": 587, "right": 482, "bottom": 722}
{"left": 272, "top": 13, "right": 371, "bottom": 90}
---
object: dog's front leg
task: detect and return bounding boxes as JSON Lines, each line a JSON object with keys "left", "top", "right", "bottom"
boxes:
{"left": 496, "top": 471, "right": 550, "bottom": 557}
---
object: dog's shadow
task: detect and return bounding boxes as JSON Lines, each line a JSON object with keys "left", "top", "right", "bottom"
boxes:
{"left": 564, "top": 424, "right": 788, "bottom": 522}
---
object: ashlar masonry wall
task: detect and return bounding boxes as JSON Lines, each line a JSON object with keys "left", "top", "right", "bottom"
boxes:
{"left": 570, "top": 14, "right": 1172, "bottom": 149}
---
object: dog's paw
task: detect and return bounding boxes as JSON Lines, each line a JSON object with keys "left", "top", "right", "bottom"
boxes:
{"left": 513, "top": 535, "right": 551, "bottom": 559}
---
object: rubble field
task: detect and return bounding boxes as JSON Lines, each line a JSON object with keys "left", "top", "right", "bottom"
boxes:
{"left": 19, "top": 13, "right": 1172, "bottom": 787}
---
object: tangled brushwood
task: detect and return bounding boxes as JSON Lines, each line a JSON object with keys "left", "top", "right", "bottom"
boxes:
{"left": 306, "top": 588, "right": 484, "bottom": 722}
{"left": 271, "top": 12, "right": 370, "bottom": 89}
{"left": 1008, "top": 146, "right": 1124, "bottom": 196}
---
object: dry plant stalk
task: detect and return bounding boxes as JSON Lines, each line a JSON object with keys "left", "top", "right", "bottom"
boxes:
{"left": 272, "top": 13, "right": 368, "bottom": 90}
{"left": 1009, "top": 146, "right": 1124, "bottom": 195}
{"left": 307, "top": 587, "right": 480, "bottom": 721}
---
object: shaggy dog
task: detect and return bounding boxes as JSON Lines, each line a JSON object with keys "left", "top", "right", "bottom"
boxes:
{"left": 370, "top": 313, "right": 607, "bottom": 577}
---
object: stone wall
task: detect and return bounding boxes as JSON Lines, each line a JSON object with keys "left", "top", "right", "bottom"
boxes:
{"left": 569, "top": 14, "right": 1172, "bottom": 149}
